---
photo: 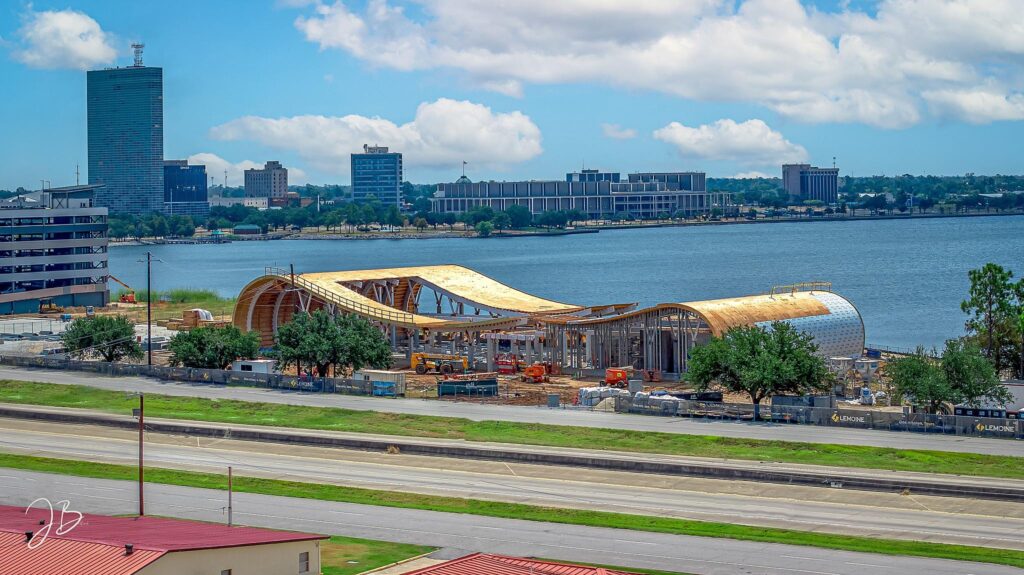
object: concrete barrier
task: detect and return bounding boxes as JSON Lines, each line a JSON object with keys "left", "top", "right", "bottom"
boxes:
{"left": 1, "top": 404, "right": 1020, "bottom": 503}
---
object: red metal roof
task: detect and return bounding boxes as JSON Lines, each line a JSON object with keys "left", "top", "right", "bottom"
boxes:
{"left": 403, "top": 553, "right": 642, "bottom": 575}
{"left": 0, "top": 505, "right": 327, "bottom": 552}
{"left": 0, "top": 531, "right": 163, "bottom": 575}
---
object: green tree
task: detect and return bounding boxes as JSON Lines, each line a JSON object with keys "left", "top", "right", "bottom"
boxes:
{"left": 565, "top": 209, "right": 587, "bottom": 226}
{"left": 167, "top": 325, "right": 260, "bottom": 369}
{"left": 412, "top": 217, "right": 429, "bottom": 232}
{"left": 270, "top": 310, "right": 390, "bottom": 377}
{"left": 361, "top": 204, "right": 378, "bottom": 229}
{"left": 687, "top": 322, "right": 830, "bottom": 420}
{"left": 491, "top": 212, "right": 511, "bottom": 234}
{"left": 961, "top": 263, "right": 1016, "bottom": 371}
{"left": 441, "top": 212, "right": 457, "bottom": 230}
{"left": 149, "top": 215, "right": 170, "bottom": 237}
{"left": 504, "top": 205, "right": 532, "bottom": 229}
{"left": 887, "top": 349, "right": 949, "bottom": 413}
{"left": 941, "top": 339, "right": 1011, "bottom": 408}
{"left": 475, "top": 220, "right": 494, "bottom": 237}
{"left": 384, "top": 205, "right": 404, "bottom": 230}
{"left": 889, "top": 341, "right": 1011, "bottom": 412}
{"left": 61, "top": 315, "right": 143, "bottom": 363}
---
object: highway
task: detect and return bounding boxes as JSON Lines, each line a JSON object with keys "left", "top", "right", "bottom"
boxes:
{"left": 0, "top": 469, "right": 1017, "bottom": 575}
{"left": 1, "top": 417, "right": 1022, "bottom": 551}
{"left": 1, "top": 366, "right": 1021, "bottom": 456}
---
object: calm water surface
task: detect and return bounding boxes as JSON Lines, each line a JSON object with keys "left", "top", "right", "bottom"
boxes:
{"left": 108, "top": 215, "right": 1024, "bottom": 349}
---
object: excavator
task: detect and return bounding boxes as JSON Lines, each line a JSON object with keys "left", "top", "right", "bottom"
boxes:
{"left": 109, "top": 275, "right": 137, "bottom": 304}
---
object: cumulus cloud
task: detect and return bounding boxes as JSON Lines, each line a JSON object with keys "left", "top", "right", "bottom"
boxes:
{"left": 289, "top": 0, "right": 1024, "bottom": 127}
{"left": 209, "top": 98, "right": 542, "bottom": 174}
{"left": 11, "top": 8, "right": 116, "bottom": 70}
{"left": 601, "top": 123, "right": 637, "bottom": 140}
{"left": 186, "top": 153, "right": 309, "bottom": 186}
{"left": 922, "top": 87, "right": 1024, "bottom": 124}
{"left": 654, "top": 119, "right": 808, "bottom": 166}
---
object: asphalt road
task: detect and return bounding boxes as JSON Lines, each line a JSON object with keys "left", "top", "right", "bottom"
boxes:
{"left": 2, "top": 366, "right": 1020, "bottom": 456}
{"left": 1, "top": 418, "right": 1022, "bottom": 551}
{"left": 0, "top": 469, "right": 1017, "bottom": 575}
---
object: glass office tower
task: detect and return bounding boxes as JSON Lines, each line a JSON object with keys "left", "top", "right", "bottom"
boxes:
{"left": 351, "top": 145, "right": 403, "bottom": 205}
{"left": 87, "top": 65, "right": 164, "bottom": 215}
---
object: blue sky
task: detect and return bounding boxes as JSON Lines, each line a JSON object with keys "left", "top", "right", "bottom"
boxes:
{"left": 2, "top": 0, "right": 1022, "bottom": 190}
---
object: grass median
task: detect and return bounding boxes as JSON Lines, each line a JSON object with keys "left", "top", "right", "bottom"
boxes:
{"left": 0, "top": 379, "right": 1021, "bottom": 480}
{"left": 321, "top": 536, "right": 433, "bottom": 575}
{"left": 0, "top": 451, "right": 1021, "bottom": 569}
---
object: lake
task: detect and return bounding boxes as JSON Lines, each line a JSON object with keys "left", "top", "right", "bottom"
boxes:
{"left": 108, "top": 215, "right": 1024, "bottom": 350}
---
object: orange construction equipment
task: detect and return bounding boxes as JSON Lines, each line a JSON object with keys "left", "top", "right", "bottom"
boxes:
{"left": 109, "top": 274, "right": 137, "bottom": 303}
{"left": 604, "top": 367, "right": 632, "bottom": 388}
{"left": 521, "top": 363, "right": 549, "bottom": 383}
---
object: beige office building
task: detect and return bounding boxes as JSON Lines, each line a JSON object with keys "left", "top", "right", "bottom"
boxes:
{"left": 245, "top": 160, "right": 289, "bottom": 199}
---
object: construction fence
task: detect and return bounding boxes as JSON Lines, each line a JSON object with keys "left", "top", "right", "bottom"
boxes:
{"left": 0, "top": 355, "right": 374, "bottom": 395}
{"left": 620, "top": 396, "right": 1023, "bottom": 440}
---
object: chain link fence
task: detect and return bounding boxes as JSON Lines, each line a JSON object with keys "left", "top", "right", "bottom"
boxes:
{"left": 620, "top": 396, "right": 1023, "bottom": 440}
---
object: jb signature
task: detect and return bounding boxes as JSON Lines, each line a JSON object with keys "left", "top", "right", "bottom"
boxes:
{"left": 24, "top": 498, "right": 82, "bottom": 549}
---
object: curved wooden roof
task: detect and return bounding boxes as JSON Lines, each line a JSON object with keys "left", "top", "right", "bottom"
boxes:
{"left": 546, "top": 291, "right": 842, "bottom": 337}
{"left": 301, "top": 265, "right": 582, "bottom": 315}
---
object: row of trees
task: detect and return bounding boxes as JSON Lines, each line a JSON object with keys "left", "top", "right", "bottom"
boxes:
{"left": 59, "top": 310, "right": 392, "bottom": 376}
{"left": 109, "top": 213, "right": 196, "bottom": 240}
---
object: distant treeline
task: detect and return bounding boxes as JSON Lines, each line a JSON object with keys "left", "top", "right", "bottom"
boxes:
{"left": 708, "top": 174, "right": 1024, "bottom": 203}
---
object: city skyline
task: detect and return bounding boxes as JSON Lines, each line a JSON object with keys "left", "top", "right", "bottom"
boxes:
{"left": 2, "top": 1, "right": 1023, "bottom": 191}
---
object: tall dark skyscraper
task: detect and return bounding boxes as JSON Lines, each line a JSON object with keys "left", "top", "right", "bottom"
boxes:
{"left": 87, "top": 47, "right": 164, "bottom": 215}
{"left": 351, "top": 144, "right": 403, "bottom": 205}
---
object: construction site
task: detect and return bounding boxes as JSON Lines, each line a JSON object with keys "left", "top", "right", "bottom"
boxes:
{"left": 231, "top": 265, "right": 867, "bottom": 404}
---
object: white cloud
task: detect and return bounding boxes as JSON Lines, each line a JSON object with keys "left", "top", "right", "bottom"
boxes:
{"left": 922, "top": 87, "right": 1024, "bottom": 124}
{"left": 12, "top": 8, "right": 116, "bottom": 70}
{"left": 209, "top": 98, "right": 542, "bottom": 174}
{"left": 731, "top": 171, "right": 773, "bottom": 179}
{"left": 186, "top": 153, "right": 309, "bottom": 186}
{"left": 601, "top": 123, "right": 637, "bottom": 140}
{"left": 289, "top": 0, "right": 1024, "bottom": 127}
{"left": 653, "top": 119, "right": 808, "bottom": 166}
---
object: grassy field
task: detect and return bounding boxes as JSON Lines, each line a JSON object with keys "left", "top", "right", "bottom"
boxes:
{"left": 321, "top": 536, "right": 433, "bottom": 574}
{"left": 0, "top": 379, "right": 1021, "bottom": 480}
{"left": 110, "top": 288, "right": 236, "bottom": 323}
{"left": 0, "top": 452, "right": 1020, "bottom": 569}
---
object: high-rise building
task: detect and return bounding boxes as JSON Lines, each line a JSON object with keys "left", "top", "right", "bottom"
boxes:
{"left": 87, "top": 50, "right": 164, "bottom": 215}
{"left": 782, "top": 164, "right": 839, "bottom": 204}
{"left": 351, "top": 145, "right": 403, "bottom": 205}
{"left": 0, "top": 185, "right": 109, "bottom": 314}
{"left": 163, "top": 160, "right": 210, "bottom": 218}
{"left": 244, "top": 161, "right": 288, "bottom": 199}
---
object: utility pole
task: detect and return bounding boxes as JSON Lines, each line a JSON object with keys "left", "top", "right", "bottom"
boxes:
{"left": 146, "top": 252, "right": 152, "bottom": 365}
{"left": 137, "top": 252, "right": 162, "bottom": 365}
{"left": 227, "top": 466, "right": 233, "bottom": 526}
{"left": 75, "top": 165, "right": 80, "bottom": 186}
{"left": 132, "top": 394, "right": 145, "bottom": 516}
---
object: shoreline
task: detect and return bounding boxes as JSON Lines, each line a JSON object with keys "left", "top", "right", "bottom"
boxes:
{"left": 108, "top": 209, "right": 1023, "bottom": 246}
